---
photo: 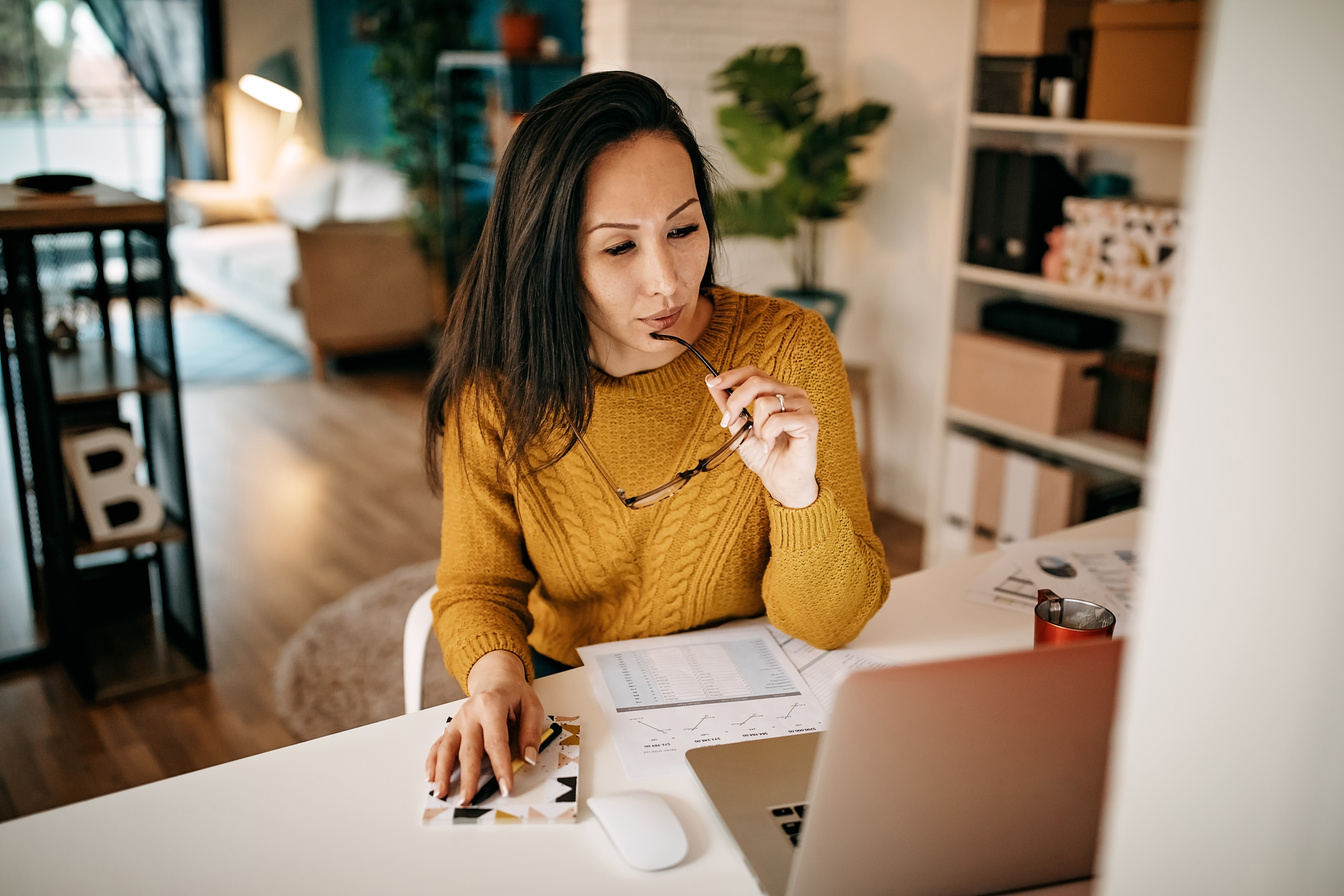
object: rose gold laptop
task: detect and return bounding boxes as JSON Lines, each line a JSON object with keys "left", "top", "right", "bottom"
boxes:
{"left": 686, "top": 639, "right": 1122, "bottom": 896}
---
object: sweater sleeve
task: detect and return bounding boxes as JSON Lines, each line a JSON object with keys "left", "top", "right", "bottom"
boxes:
{"left": 760, "top": 310, "right": 891, "bottom": 649}
{"left": 431, "top": 385, "right": 538, "bottom": 691}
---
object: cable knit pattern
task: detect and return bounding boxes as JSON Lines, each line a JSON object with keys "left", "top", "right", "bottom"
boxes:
{"left": 432, "top": 288, "right": 890, "bottom": 691}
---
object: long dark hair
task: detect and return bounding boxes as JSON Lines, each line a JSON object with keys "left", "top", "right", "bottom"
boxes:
{"left": 424, "top": 70, "right": 720, "bottom": 489}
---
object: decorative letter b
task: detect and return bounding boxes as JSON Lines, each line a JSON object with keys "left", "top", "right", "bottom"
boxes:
{"left": 61, "top": 428, "right": 165, "bottom": 543}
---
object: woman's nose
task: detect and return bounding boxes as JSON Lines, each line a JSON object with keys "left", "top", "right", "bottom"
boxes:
{"left": 642, "top": 241, "right": 677, "bottom": 296}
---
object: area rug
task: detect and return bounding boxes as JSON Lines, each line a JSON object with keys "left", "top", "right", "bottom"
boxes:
{"left": 170, "top": 306, "right": 311, "bottom": 385}
{"left": 103, "top": 302, "right": 311, "bottom": 386}
{"left": 274, "top": 561, "right": 465, "bottom": 741}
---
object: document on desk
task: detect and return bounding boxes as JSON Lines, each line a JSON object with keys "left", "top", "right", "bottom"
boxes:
{"left": 763, "top": 623, "right": 894, "bottom": 714}
{"left": 966, "top": 537, "right": 1138, "bottom": 634}
{"left": 578, "top": 625, "right": 827, "bottom": 778}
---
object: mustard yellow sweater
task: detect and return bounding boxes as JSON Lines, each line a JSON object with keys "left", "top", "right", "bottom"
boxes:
{"left": 432, "top": 287, "right": 890, "bottom": 690}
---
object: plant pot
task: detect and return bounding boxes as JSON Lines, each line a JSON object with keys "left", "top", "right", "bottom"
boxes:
{"left": 771, "top": 288, "right": 847, "bottom": 333}
{"left": 498, "top": 12, "right": 543, "bottom": 58}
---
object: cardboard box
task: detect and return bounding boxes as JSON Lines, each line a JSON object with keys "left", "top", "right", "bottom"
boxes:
{"left": 948, "top": 330, "right": 1103, "bottom": 435}
{"left": 978, "top": 0, "right": 1092, "bottom": 56}
{"left": 1087, "top": 1, "right": 1203, "bottom": 125}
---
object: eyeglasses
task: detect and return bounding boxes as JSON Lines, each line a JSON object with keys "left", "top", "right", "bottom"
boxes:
{"left": 573, "top": 332, "right": 754, "bottom": 509}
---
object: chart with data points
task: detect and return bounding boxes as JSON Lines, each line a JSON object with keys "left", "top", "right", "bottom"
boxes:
{"left": 579, "top": 625, "right": 826, "bottom": 777}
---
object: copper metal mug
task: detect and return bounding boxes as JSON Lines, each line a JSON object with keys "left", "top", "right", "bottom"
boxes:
{"left": 1034, "top": 589, "right": 1116, "bottom": 647}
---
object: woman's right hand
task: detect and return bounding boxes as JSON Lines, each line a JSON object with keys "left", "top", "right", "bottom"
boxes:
{"left": 424, "top": 650, "right": 547, "bottom": 804}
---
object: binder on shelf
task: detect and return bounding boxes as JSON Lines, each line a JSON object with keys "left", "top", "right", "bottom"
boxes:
{"left": 941, "top": 432, "right": 1095, "bottom": 557}
{"left": 939, "top": 431, "right": 980, "bottom": 562}
{"left": 998, "top": 451, "right": 1040, "bottom": 545}
{"left": 965, "top": 150, "right": 1083, "bottom": 275}
{"left": 968, "top": 149, "right": 1006, "bottom": 267}
{"left": 998, "top": 152, "right": 1084, "bottom": 273}
{"left": 1033, "top": 458, "right": 1090, "bottom": 535}
{"left": 972, "top": 442, "right": 1006, "bottom": 554}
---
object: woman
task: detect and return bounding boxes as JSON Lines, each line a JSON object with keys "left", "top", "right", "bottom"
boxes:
{"left": 424, "top": 71, "right": 889, "bottom": 802}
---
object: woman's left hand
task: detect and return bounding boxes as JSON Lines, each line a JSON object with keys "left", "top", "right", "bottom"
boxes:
{"left": 707, "top": 367, "right": 820, "bottom": 508}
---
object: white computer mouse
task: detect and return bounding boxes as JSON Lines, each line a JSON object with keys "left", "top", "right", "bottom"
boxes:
{"left": 587, "top": 790, "right": 689, "bottom": 871}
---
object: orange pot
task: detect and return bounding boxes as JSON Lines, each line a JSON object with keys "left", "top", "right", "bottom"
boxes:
{"left": 498, "top": 12, "right": 543, "bottom": 58}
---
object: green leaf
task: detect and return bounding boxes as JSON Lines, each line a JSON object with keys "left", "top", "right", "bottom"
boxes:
{"left": 712, "top": 45, "right": 819, "bottom": 130}
{"left": 714, "top": 187, "right": 799, "bottom": 240}
{"left": 833, "top": 101, "right": 892, "bottom": 150}
{"left": 711, "top": 44, "right": 893, "bottom": 281}
{"left": 717, "top": 106, "right": 793, "bottom": 176}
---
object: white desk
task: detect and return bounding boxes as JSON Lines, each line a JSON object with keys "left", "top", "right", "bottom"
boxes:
{"left": 0, "top": 513, "right": 1135, "bottom": 894}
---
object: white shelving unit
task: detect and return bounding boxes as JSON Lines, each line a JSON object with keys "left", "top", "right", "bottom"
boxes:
{"left": 958, "top": 264, "right": 1171, "bottom": 317}
{"left": 924, "top": 97, "right": 1195, "bottom": 566}
{"left": 970, "top": 112, "right": 1195, "bottom": 141}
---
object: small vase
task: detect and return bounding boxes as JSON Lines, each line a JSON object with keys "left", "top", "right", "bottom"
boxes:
{"left": 498, "top": 12, "right": 543, "bottom": 58}
{"left": 771, "top": 287, "right": 847, "bottom": 333}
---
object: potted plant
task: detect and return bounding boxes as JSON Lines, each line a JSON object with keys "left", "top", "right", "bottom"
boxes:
{"left": 357, "top": 0, "right": 474, "bottom": 263}
{"left": 713, "top": 45, "right": 891, "bottom": 331}
{"left": 498, "top": 1, "right": 543, "bottom": 58}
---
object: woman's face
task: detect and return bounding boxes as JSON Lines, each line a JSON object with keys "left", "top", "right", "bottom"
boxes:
{"left": 579, "top": 133, "right": 711, "bottom": 377}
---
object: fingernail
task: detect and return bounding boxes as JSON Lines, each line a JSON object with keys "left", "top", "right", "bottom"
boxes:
{"left": 720, "top": 411, "right": 730, "bottom": 427}
{"left": 501, "top": 782, "right": 511, "bottom": 797}
{"left": 524, "top": 746, "right": 538, "bottom": 766}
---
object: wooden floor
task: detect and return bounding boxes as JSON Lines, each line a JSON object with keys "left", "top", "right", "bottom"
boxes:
{"left": 0, "top": 368, "right": 922, "bottom": 822}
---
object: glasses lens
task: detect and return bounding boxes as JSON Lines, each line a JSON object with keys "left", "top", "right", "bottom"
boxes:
{"left": 703, "top": 420, "right": 751, "bottom": 471}
{"left": 627, "top": 476, "right": 688, "bottom": 509}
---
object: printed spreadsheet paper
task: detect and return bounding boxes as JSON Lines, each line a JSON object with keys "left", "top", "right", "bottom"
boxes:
{"left": 421, "top": 715, "right": 581, "bottom": 826}
{"left": 965, "top": 537, "right": 1138, "bottom": 634}
{"left": 578, "top": 625, "right": 827, "bottom": 778}
{"left": 762, "top": 623, "right": 893, "bottom": 714}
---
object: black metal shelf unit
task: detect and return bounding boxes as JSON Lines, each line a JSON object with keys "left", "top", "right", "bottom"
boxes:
{"left": 434, "top": 51, "right": 582, "bottom": 286}
{"left": 0, "top": 183, "right": 206, "bottom": 700}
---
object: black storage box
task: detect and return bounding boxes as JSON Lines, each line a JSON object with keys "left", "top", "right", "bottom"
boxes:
{"left": 981, "top": 298, "right": 1120, "bottom": 350}
{"left": 1084, "top": 478, "right": 1142, "bottom": 520}
{"left": 974, "top": 54, "right": 1073, "bottom": 115}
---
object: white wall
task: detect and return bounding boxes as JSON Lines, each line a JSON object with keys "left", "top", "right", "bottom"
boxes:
{"left": 1096, "top": 1, "right": 1344, "bottom": 892}
{"left": 835, "top": 0, "right": 976, "bottom": 518}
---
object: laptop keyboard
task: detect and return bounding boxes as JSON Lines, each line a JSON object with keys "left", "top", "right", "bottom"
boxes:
{"left": 769, "top": 802, "right": 809, "bottom": 846}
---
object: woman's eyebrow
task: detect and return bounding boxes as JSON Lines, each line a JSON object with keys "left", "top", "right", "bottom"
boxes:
{"left": 587, "top": 198, "right": 700, "bottom": 233}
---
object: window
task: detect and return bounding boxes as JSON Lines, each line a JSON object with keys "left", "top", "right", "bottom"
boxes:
{"left": 1, "top": 0, "right": 165, "bottom": 198}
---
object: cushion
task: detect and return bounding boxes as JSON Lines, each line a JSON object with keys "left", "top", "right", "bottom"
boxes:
{"left": 333, "top": 157, "right": 410, "bottom": 222}
{"left": 268, "top": 140, "right": 340, "bottom": 230}
{"left": 168, "top": 180, "right": 273, "bottom": 227}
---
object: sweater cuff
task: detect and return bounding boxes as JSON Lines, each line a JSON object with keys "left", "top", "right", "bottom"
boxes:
{"left": 455, "top": 632, "right": 535, "bottom": 693}
{"left": 767, "top": 484, "right": 840, "bottom": 552}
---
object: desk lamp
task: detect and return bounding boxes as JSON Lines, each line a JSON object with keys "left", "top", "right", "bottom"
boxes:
{"left": 239, "top": 49, "right": 303, "bottom": 143}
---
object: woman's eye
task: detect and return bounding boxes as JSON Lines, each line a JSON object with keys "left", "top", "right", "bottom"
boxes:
{"left": 604, "top": 240, "right": 636, "bottom": 257}
{"left": 669, "top": 224, "right": 700, "bottom": 239}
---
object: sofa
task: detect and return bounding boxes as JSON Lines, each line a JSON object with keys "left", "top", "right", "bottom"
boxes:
{"left": 167, "top": 141, "right": 446, "bottom": 378}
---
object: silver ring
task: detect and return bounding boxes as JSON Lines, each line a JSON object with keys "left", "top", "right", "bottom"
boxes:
{"left": 776, "top": 393, "right": 786, "bottom": 413}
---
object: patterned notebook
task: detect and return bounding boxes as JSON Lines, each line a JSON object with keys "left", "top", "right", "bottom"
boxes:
{"left": 422, "top": 715, "right": 580, "bottom": 825}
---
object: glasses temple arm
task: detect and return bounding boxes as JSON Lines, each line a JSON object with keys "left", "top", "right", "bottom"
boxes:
{"left": 570, "top": 428, "right": 629, "bottom": 497}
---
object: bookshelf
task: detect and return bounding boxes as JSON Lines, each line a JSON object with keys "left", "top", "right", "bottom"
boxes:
{"left": 924, "top": 96, "right": 1195, "bottom": 567}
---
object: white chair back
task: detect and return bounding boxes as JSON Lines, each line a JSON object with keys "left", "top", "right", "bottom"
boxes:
{"left": 402, "top": 586, "right": 437, "bottom": 714}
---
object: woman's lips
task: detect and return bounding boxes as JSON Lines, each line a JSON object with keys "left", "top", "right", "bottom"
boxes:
{"left": 642, "top": 306, "right": 682, "bottom": 331}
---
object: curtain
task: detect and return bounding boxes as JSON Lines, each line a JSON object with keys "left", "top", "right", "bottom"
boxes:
{"left": 83, "top": 0, "right": 210, "bottom": 182}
